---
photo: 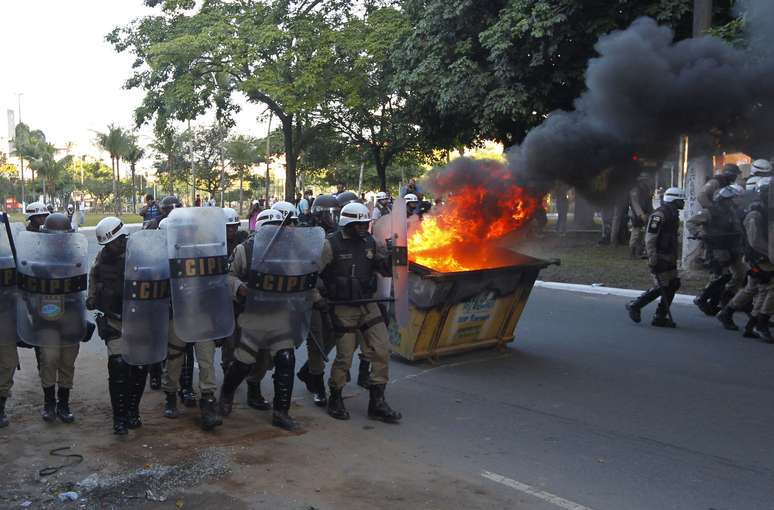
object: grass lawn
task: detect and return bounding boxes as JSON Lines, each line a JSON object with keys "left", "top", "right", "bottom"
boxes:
{"left": 513, "top": 234, "right": 706, "bottom": 295}
{"left": 8, "top": 212, "right": 144, "bottom": 227}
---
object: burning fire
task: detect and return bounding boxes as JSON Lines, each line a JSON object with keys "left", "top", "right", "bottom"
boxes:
{"left": 408, "top": 183, "right": 540, "bottom": 272}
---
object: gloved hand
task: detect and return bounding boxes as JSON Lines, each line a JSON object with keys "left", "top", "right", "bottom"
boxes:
{"left": 85, "top": 297, "right": 96, "bottom": 311}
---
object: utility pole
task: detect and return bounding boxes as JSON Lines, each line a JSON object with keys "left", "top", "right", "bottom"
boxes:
{"left": 265, "top": 112, "right": 272, "bottom": 207}
{"left": 188, "top": 120, "right": 195, "bottom": 206}
{"left": 16, "top": 93, "right": 25, "bottom": 206}
{"left": 681, "top": 0, "right": 714, "bottom": 270}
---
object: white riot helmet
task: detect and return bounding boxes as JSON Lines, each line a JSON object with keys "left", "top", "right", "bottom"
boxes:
{"left": 96, "top": 216, "right": 129, "bottom": 245}
{"left": 751, "top": 159, "right": 772, "bottom": 176}
{"left": 256, "top": 209, "right": 284, "bottom": 227}
{"left": 746, "top": 175, "right": 761, "bottom": 192}
{"left": 223, "top": 207, "right": 240, "bottom": 225}
{"left": 24, "top": 201, "right": 50, "bottom": 220}
{"left": 713, "top": 185, "right": 740, "bottom": 201}
{"left": 66, "top": 203, "right": 74, "bottom": 213}
{"left": 663, "top": 187, "right": 686, "bottom": 204}
{"left": 404, "top": 193, "right": 419, "bottom": 203}
{"left": 339, "top": 202, "right": 371, "bottom": 226}
{"left": 375, "top": 191, "right": 389, "bottom": 201}
{"left": 271, "top": 201, "right": 299, "bottom": 220}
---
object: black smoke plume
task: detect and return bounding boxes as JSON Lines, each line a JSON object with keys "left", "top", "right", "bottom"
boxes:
{"left": 496, "top": 0, "right": 774, "bottom": 200}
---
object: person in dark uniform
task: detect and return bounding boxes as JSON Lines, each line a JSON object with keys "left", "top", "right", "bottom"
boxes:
{"left": 626, "top": 188, "right": 685, "bottom": 328}
{"left": 87, "top": 217, "right": 149, "bottom": 434}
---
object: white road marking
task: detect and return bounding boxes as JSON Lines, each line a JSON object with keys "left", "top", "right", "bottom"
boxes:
{"left": 481, "top": 471, "right": 595, "bottom": 510}
{"left": 534, "top": 280, "right": 695, "bottom": 305}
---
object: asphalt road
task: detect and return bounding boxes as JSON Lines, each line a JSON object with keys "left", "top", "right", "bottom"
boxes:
{"left": 9, "top": 226, "right": 774, "bottom": 509}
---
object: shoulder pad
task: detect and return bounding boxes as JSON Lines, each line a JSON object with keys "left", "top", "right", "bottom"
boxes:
{"left": 647, "top": 213, "right": 663, "bottom": 234}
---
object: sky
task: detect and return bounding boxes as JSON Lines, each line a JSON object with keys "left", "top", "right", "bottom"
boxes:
{"left": 0, "top": 0, "right": 267, "bottom": 175}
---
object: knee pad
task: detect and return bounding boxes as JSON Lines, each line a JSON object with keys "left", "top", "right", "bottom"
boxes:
{"left": 273, "top": 349, "right": 295, "bottom": 371}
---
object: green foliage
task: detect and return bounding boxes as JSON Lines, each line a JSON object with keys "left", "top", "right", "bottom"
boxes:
{"left": 394, "top": 0, "right": 695, "bottom": 147}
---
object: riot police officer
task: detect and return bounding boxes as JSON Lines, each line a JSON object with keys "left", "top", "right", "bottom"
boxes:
{"left": 371, "top": 192, "right": 392, "bottom": 220}
{"left": 628, "top": 173, "right": 654, "bottom": 259}
{"left": 698, "top": 164, "right": 740, "bottom": 209}
{"left": 626, "top": 188, "right": 685, "bottom": 328}
{"left": 86, "top": 217, "right": 150, "bottom": 434}
{"left": 745, "top": 159, "right": 772, "bottom": 192}
{"left": 219, "top": 206, "right": 305, "bottom": 431}
{"left": 693, "top": 186, "right": 745, "bottom": 315}
{"left": 32, "top": 213, "right": 87, "bottom": 422}
{"left": 143, "top": 195, "right": 180, "bottom": 391}
{"left": 717, "top": 179, "right": 774, "bottom": 342}
{"left": 321, "top": 202, "right": 402, "bottom": 423}
{"left": 24, "top": 201, "right": 49, "bottom": 232}
{"left": 296, "top": 195, "right": 341, "bottom": 406}
{"left": 405, "top": 193, "right": 420, "bottom": 218}
{"left": 0, "top": 219, "right": 19, "bottom": 428}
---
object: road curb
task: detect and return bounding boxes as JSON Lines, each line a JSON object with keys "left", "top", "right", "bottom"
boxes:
{"left": 535, "top": 280, "right": 696, "bottom": 305}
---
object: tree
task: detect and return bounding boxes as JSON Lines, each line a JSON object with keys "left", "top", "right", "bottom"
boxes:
{"left": 108, "top": 0, "right": 351, "bottom": 201}
{"left": 322, "top": 6, "right": 421, "bottom": 191}
{"left": 393, "top": 0, "right": 699, "bottom": 148}
{"left": 190, "top": 124, "right": 230, "bottom": 202}
{"left": 150, "top": 126, "right": 186, "bottom": 196}
{"left": 124, "top": 136, "right": 146, "bottom": 213}
{"left": 12, "top": 123, "right": 48, "bottom": 196}
{"left": 82, "top": 161, "right": 115, "bottom": 211}
{"left": 225, "top": 135, "right": 261, "bottom": 214}
{"left": 96, "top": 124, "right": 131, "bottom": 213}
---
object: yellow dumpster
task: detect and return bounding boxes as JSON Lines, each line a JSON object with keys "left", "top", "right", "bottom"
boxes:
{"left": 391, "top": 249, "right": 557, "bottom": 361}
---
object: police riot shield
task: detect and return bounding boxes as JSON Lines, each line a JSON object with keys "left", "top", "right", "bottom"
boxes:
{"left": 16, "top": 231, "right": 88, "bottom": 347}
{"left": 122, "top": 229, "right": 170, "bottom": 365}
{"left": 391, "top": 197, "right": 410, "bottom": 327}
{"left": 0, "top": 222, "right": 22, "bottom": 346}
{"left": 243, "top": 225, "right": 325, "bottom": 349}
{"left": 166, "top": 207, "right": 234, "bottom": 343}
{"left": 372, "top": 215, "right": 393, "bottom": 300}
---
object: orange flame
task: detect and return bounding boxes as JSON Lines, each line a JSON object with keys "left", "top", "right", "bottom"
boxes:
{"left": 408, "top": 184, "right": 540, "bottom": 272}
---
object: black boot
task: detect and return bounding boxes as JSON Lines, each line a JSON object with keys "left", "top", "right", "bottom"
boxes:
{"left": 149, "top": 362, "right": 162, "bottom": 390}
{"left": 56, "top": 387, "right": 75, "bottom": 423}
{"left": 327, "top": 385, "right": 349, "bottom": 420}
{"left": 297, "top": 363, "right": 326, "bottom": 407}
{"left": 368, "top": 384, "right": 402, "bottom": 423}
{"left": 127, "top": 365, "right": 148, "bottom": 429}
{"left": 357, "top": 357, "right": 371, "bottom": 389}
{"left": 743, "top": 315, "right": 759, "bottom": 339}
{"left": 246, "top": 381, "right": 271, "bottom": 411}
{"left": 199, "top": 392, "right": 222, "bottom": 431}
{"left": 179, "top": 347, "right": 197, "bottom": 408}
{"left": 163, "top": 391, "right": 179, "bottom": 419}
{"left": 625, "top": 287, "right": 660, "bottom": 324}
{"left": 108, "top": 356, "right": 130, "bottom": 435}
{"left": 754, "top": 314, "right": 774, "bottom": 344}
{"left": 272, "top": 349, "right": 300, "bottom": 431}
{"left": 717, "top": 306, "right": 739, "bottom": 331}
{"left": 0, "top": 397, "right": 8, "bottom": 428}
{"left": 651, "top": 303, "right": 676, "bottom": 328}
{"left": 218, "top": 360, "right": 251, "bottom": 417}
{"left": 41, "top": 386, "right": 56, "bottom": 422}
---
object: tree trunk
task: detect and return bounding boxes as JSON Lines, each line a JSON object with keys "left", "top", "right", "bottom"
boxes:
{"left": 130, "top": 163, "right": 137, "bottom": 213}
{"left": 239, "top": 173, "right": 244, "bottom": 215}
{"left": 282, "top": 117, "right": 296, "bottom": 202}
{"left": 112, "top": 156, "right": 119, "bottom": 215}
{"left": 218, "top": 149, "right": 227, "bottom": 207}
{"left": 372, "top": 147, "right": 387, "bottom": 191}
{"left": 572, "top": 194, "right": 596, "bottom": 229}
{"left": 168, "top": 153, "right": 174, "bottom": 195}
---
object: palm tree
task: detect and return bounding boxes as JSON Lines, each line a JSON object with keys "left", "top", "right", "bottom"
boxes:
{"left": 125, "top": 136, "right": 145, "bottom": 213}
{"left": 225, "top": 135, "right": 260, "bottom": 214}
{"left": 96, "top": 124, "right": 130, "bottom": 214}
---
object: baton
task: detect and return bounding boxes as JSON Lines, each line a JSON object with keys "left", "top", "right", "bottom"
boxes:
{"left": 1, "top": 212, "right": 19, "bottom": 268}
{"left": 256, "top": 210, "right": 293, "bottom": 266}
{"left": 307, "top": 327, "right": 329, "bottom": 363}
{"left": 331, "top": 298, "right": 395, "bottom": 306}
